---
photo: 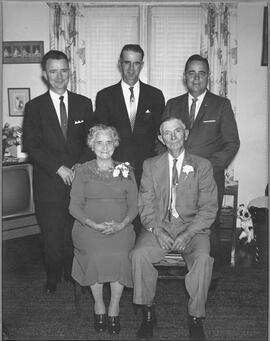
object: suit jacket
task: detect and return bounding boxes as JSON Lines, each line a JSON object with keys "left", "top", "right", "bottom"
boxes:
{"left": 95, "top": 81, "right": 165, "bottom": 180}
{"left": 138, "top": 151, "right": 218, "bottom": 236}
{"left": 162, "top": 90, "right": 240, "bottom": 171}
{"left": 23, "top": 91, "right": 95, "bottom": 203}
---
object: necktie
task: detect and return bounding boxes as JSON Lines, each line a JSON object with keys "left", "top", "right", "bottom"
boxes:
{"left": 169, "top": 159, "right": 179, "bottom": 221}
{"left": 59, "top": 96, "right": 68, "bottom": 139}
{"left": 189, "top": 97, "right": 198, "bottom": 128}
{"left": 129, "top": 87, "right": 136, "bottom": 131}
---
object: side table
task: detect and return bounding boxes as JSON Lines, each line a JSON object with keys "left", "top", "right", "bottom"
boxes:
{"left": 220, "top": 181, "right": 238, "bottom": 266}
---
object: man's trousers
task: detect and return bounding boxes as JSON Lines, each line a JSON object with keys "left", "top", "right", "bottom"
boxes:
{"left": 130, "top": 228, "right": 213, "bottom": 318}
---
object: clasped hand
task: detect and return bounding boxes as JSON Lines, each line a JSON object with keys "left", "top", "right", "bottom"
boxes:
{"left": 156, "top": 228, "right": 191, "bottom": 252}
{"left": 94, "top": 220, "right": 123, "bottom": 235}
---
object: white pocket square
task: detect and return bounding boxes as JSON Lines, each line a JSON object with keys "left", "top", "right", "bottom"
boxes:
{"left": 145, "top": 109, "right": 151, "bottom": 114}
{"left": 203, "top": 120, "right": 216, "bottom": 123}
{"left": 74, "top": 120, "right": 84, "bottom": 124}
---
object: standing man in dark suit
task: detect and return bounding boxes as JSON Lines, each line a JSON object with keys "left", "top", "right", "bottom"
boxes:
{"left": 23, "top": 50, "right": 95, "bottom": 293}
{"left": 95, "top": 44, "right": 165, "bottom": 186}
{"left": 162, "top": 54, "right": 240, "bottom": 271}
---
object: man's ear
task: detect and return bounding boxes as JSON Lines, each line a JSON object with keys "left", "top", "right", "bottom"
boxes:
{"left": 183, "top": 71, "right": 187, "bottom": 84}
{"left": 184, "top": 129, "right": 189, "bottom": 140}
{"left": 42, "top": 70, "right": 48, "bottom": 81}
{"left": 158, "top": 134, "right": 165, "bottom": 145}
{"left": 117, "top": 59, "right": 122, "bottom": 73}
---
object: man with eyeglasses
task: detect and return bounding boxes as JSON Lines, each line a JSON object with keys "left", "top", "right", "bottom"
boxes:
{"left": 162, "top": 54, "right": 240, "bottom": 277}
{"left": 95, "top": 44, "right": 165, "bottom": 188}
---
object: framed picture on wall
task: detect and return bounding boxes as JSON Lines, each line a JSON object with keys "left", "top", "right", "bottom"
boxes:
{"left": 8, "top": 88, "right": 31, "bottom": 117}
{"left": 3, "top": 41, "right": 44, "bottom": 64}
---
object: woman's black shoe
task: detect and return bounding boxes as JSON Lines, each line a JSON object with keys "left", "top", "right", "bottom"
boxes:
{"left": 108, "top": 316, "right": 120, "bottom": 334}
{"left": 93, "top": 313, "right": 107, "bottom": 332}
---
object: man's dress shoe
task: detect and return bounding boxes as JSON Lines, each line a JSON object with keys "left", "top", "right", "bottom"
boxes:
{"left": 188, "top": 315, "right": 206, "bottom": 341}
{"left": 44, "top": 281, "right": 57, "bottom": 294}
{"left": 64, "top": 274, "right": 75, "bottom": 285}
{"left": 137, "top": 305, "right": 156, "bottom": 340}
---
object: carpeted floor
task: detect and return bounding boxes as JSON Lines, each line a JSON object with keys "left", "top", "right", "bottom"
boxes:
{"left": 2, "top": 234, "right": 268, "bottom": 341}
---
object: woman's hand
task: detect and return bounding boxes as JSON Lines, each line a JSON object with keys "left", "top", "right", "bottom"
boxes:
{"left": 101, "top": 220, "right": 123, "bottom": 235}
{"left": 101, "top": 216, "right": 130, "bottom": 235}
{"left": 85, "top": 216, "right": 129, "bottom": 235}
{"left": 85, "top": 219, "right": 108, "bottom": 232}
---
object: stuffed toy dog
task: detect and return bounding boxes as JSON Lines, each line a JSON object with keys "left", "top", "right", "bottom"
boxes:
{"left": 237, "top": 204, "right": 254, "bottom": 244}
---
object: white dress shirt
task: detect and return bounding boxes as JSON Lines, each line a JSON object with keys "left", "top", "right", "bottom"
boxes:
{"left": 188, "top": 90, "right": 207, "bottom": 119}
{"left": 168, "top": 151, "right": 184, "bottom": 189}
{"left": 121, "top": 80, "right": 140, "bottom": 119}
{"left": 50, "top": 90, "right": 68, "bottom": 123}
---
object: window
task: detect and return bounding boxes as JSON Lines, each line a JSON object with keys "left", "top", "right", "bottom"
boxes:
{"left": 149, "top": 6, "right": 201, "bottom": 100}
{"left": 85, "top": 6, "right": 139, "bottom": 105}
{"left": 84, "top": 5, "right": 201, "bottom": 105}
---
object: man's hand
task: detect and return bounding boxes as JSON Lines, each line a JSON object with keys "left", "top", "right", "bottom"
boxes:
{"left": 154, "top": 227, "right": 174, "bottom": 250}
{"left": 56, "top": 165, "right": 75, "bottom": 186}
{"left": 172, "top": 231, "right": 192, "bottom": 252}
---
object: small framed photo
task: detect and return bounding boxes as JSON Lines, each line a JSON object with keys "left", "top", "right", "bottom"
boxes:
{"left": 3, "top": 41, "right": 44, "bottom": 64}
{"left": 8, "top": 88, "right": 31, "bottom": 117}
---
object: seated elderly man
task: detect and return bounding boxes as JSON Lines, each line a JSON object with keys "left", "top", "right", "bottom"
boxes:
{"left": 130, "top": 117, "right": 218, "bottom": 341}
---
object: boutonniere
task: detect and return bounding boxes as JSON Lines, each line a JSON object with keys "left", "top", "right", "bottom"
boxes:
{"left": 182, "top": 165, "right": 194, "bottom": 179}
{"left": 113, "top": 162, "right": 132, "bottom": 180}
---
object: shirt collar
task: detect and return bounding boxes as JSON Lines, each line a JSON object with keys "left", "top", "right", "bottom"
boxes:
{"left": 121, "top": 80, "right": 140, "bottom": 92}
{"left": 50, "top": 90, "right": 68, "bottom": 102}
{"left": 168, "top": 150, "right": 185, "bottom": 164}
{"left": 188, "top": 90, "right": 207, "bottom": 102}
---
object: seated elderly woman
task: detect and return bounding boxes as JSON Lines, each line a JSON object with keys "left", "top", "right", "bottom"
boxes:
{"left": 69, "top": 124, "right": 138, "bottom": 335}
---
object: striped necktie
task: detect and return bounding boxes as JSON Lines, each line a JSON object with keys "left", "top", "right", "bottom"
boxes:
{"left": 129, "top": 87, "right": 136, "bottom": 131}
{"left": 189, "top": 97, "right": 198, "bottom": 128}
{"left": 169, "top": 158, "right": 179, "bottom": 220}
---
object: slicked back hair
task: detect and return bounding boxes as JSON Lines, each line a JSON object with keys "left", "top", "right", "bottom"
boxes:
{"left": 119, "top": 44, "right": 144, "bottom": 61}
{"left": 41, "top": 50, "right": 69, "bottom": 71}
{"left": 184, "top": 54, "right": 209, "bottom": 73}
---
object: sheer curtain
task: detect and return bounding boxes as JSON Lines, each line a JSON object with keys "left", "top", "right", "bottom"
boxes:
{"left": 49, "top": 2, "right": 88, "bottom": 95}
{"left": 200, "top": 2, "right": 238, "bottom": 112}
{"left": 200, "top": 2, "right": 238, "bottom": 181}
{"left": 84, "top": 6, "right": 139, "bottom": 107}
{"left": 149, "top": 6, "right": 201, "bottom": 102}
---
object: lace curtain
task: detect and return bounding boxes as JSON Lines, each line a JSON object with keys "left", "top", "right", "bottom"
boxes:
{"left": 48, "top": 2, "right": 88, "bottom": 95}
{"left": 200, "top": 2, "right": 238, "bottom": 181}
{"left": 200, "top": 2, "right": 238, "bottom": 113}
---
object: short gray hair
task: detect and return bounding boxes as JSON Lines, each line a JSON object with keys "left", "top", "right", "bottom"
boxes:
{"left": 87, "top": 124, "right": 120, "bottom": 150}
{"left": 159, "top": 117, "right": 186, "bottom": 134}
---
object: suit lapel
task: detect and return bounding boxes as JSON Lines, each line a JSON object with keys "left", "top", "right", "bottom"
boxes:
{"left": 67, "top": 91, "right": 76, "bottom": 135}
{"left": 153, "top": 153, "right": 170, "bottom": 218}
{"left": 44, "top": 92, "right": 66, "bottom": 145}
{"left": 192, "top": 90, "right": 210, "bottom": 127}
{"left": 175, "top": 152, "right": 194, "bottom": 217}
{"left": 116, "top": 82, "right": 133, "bottom": 133}
{"left": 178, "top": 152, "right": 194, "bottom": 183}
{"left": 132, "top": 81, "right": 147, "bottom": 133}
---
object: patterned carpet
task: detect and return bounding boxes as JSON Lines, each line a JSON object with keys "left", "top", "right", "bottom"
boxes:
{"left": 2, "top": 234, "right": 268, "bottom": 341}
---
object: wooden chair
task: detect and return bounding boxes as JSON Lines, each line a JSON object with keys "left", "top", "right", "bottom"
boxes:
{"left": 154, "top": 251, "right": 187, "bottom": 279}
